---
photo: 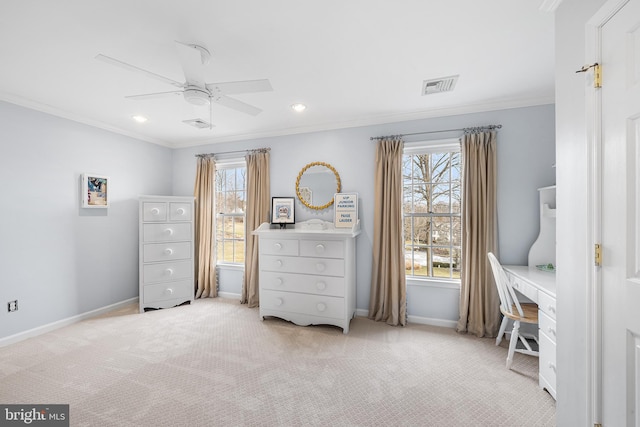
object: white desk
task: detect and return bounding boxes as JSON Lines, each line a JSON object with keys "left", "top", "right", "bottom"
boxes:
{"left": 503, "top": 265, "right": 557, "bottom": 400}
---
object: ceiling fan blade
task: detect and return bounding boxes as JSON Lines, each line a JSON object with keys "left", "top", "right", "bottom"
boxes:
{"left": 126, "top": 91, "right": 183, "bottom": 100}
{"left": 213, "top": 95, "right": 262, "bottom": 116}
{"left": 95, "top": 54, "right": 184, "bottom": 89}
{"left": 207, "top": 79, "right": 273, "bottom": 95}
{"left": 175, "top": 42, "right": 207, "bottom": 88}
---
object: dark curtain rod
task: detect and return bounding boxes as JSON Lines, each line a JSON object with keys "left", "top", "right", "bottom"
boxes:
{"left": 369, "top": 124, "right": 502, "bottom": 141}
{"left": 195, "top": 147, "right": 270, "bottom": 158}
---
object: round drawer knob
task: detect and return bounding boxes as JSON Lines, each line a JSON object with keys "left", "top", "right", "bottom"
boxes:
{"left": 164, "top": 268, "right": 174, "bottom": 276}
{"left": 547, "top": 327, "right": 556, "bottom": 336}
{"left": 164, "top": 248, "right": 173, "bottom": 255}
{"left": 315, "top": 244, "right": 325, "bottom": 253}
{"left": 548, "top": 305, "right": 556, "bottom": 314}
{"left": 164, "top": 228, "right": 174, "bottom": 236}
{"left": 316, "top": 303, "right": 326, "bottom": 312}
{"left": 164, "top": 288, "right": 173, "bottom": 295}
{"left": 276, "top": 278, "right": 284, "bottom": 286}
{"left": 177, "top": 208, "right": 185, "bottom": 215}
{"left": 316, "top": 281, "right": 327, "bottom": 290}
{"left": 151, "top": 208, "right": 160, "bottom": 215}
{"left": 276, "top": 260, "right": 283, "bottom": 268}
{"left": 274, "top": 243, "right": 282, "bottom": 250}
{"left": 275, "top": 297, "right": 283, "bottom": 306}
{"left": 316, "top": 263, "right": 326, "bottom": 272}
{"left": 548, "top": 362, "right": 556, "bottom": 371}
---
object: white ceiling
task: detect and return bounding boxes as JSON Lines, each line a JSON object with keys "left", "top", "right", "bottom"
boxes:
{"left": 0, "top": 1, "right": 555, "bottom": 148}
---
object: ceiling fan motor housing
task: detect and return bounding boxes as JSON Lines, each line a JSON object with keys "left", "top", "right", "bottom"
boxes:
{"left": 183, "top": 87, "right": 210, "bottom": 106}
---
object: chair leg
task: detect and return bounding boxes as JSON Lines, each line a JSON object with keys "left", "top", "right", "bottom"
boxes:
{"left": 506, "top": 320, "right": 520, "bottom": 369}
{"left": 496, "top": 316, "right": 508, "bottom": 346}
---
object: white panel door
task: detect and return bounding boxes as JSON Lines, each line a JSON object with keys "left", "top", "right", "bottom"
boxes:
{"left": 600, "top": 0, "right": 640, "bottom": 424}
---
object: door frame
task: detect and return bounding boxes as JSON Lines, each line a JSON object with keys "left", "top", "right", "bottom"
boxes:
{"left": 585, "top": 0, "right": 631, "bottom": 424}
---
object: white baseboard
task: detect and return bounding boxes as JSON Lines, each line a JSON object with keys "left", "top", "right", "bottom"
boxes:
{"left": 0, "top": 297, "right": 139, "bottom": 348}
{"left": 407, "top": 314, "right": 457, "bottom": 329}
{"left": 217, "top": 292, "right": 241, "bottom": 300}
{"left": 355, "top": 309, "right": 457, "bottom": 329}
{"left": 355, "top": 308, "right": 369, "bottom": 318}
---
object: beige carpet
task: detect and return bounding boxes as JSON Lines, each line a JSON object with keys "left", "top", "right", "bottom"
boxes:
{"left": 0, "top": 298, "right": 555, "bottom": 426}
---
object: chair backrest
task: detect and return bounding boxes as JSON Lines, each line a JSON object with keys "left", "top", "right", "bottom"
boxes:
{"left": 487, "top": 252, "right": 524, "bottom": 317}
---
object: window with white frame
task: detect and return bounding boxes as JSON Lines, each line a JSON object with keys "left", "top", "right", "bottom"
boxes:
{"left": 403, "top": 140, "right": 461, "bottom": 279}
{"left": 215, "top": 159, "right": 246, "bottom": 265}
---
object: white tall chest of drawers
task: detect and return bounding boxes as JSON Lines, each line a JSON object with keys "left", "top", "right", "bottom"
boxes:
{"left": 253, "top": 221, "right": 360, "bottom": 334}
{"left": 139, "top": 196, "right": 195, "bottom": 313}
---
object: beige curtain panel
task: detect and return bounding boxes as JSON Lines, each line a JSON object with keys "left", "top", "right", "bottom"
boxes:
{"left": 194, "top": 155, "right": 217, "bottom": 299}
{"left": 456, "top": 131, "right": 500, "bottom": 337}
{"left": 242, "top": 150, "right": 270, "bottom": 307}
{"left": 369, "top": 137, "right": 407, "bottom": 326}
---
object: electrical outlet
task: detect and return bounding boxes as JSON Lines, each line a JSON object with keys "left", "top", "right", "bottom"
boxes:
{"left": 8, "top": 300, "right": 18, "bottom": 312}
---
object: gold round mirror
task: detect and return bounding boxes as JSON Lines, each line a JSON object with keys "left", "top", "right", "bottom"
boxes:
{"left": 295, "top": 162, "right": 341, "bottom": 210}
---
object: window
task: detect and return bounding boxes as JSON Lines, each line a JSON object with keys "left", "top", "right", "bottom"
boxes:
{"left": 215, "top": 160, "right": 246, "bottom": 264}
{"left": 403, "top": 140, "right": 461, "bottom": 279}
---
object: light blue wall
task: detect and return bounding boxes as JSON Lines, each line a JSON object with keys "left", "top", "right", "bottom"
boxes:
{"left": 172, "top": 104, "right": 556, "bottom": 323}
{"left": 0, "top": 101, "right": 173, "bottom": 339}
{"left": 0, "top": 100, "right": 554, "bottom": 340}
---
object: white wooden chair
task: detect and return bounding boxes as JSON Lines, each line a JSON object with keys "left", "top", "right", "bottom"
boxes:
{"left": 487, "top": 252, "right": 539, "bottom": 369}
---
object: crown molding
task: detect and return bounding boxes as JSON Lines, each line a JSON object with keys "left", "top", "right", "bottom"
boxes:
{"left": 0, "top": 91, "right": 171, "bottom": 147}
{"left": 172, "top": 95, "right": 556, "bottom": 148}
{"left": 1, "top": 90, "right": 554, "bottom": 150}
{"left": 539, "top": 0, "right": 564, "bottom": 12}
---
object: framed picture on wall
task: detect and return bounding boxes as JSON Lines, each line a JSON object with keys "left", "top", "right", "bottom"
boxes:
{"left": 271, "top": 197, "right": 295, "bottom": 225}
{"left": 81, "top": 173, "right": 109, "bottom": 208}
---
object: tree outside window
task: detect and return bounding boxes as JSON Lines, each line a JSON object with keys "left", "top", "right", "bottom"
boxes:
{"left": 403, "top": 147, "right": 461, "bottom": 279}
{"left": 215, "top": 165, "right": 246, "bottom": 264}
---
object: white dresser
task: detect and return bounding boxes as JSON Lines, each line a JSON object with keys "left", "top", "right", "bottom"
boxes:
{"left": 139, "top": 196, "right": 194, "bottom": 313}
{"left": 253, "top": 221, "right": 360, "bottom": 334}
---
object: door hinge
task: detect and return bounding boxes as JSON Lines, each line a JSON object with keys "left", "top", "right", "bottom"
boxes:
{"left": 595, "top": 243, "right": 602, "bottom": 267}
{"left": 576, "top": 63, "right": 602, "bottom": 88}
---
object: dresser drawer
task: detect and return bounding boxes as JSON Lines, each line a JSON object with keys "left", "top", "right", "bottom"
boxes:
{"left": 169, "top": 202, "right": 192, "bottom": 221}
{"left": 539, "top": 329, "right": 557, "bottom": 396}
{"left": 261, "top": 289, "right": 344, "bottom": 320}
{"left": 510, "top": 276, "right": 538, "bottom": 302}
{"left": 143, "top": 280, "right": 193, "bottom": 304}
{"left": 538, "top": 291, "right": 556, "bottom": 320}
{"left": 260, "top": 238, "right": 299, "bottom": 256}
{"left": 143, "top": 260, "right": 192, "bottom": 283}
{"left": 261, "top": 254, "right": 345, "bottom": 277}
{"left": 299, "top": 240, "right": 344, "bottom": 258}
{"left": 143, "top": 242, "right": 191, "bottom": 263}
{"left": 260, "top": 271, "right": 345, "bottom": 297}
{"left": 143, "top": 202, "right": 167, "bottom": 221}
{"left": 143, "top": 223, "right": 191, "bottom": 242}
{"left": 539, "top": 310, "right": 557, "bottom": 344}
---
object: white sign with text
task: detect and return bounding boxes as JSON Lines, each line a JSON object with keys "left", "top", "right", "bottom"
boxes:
{"left": 334, "top": 193, "right": 358, "bottom": 228}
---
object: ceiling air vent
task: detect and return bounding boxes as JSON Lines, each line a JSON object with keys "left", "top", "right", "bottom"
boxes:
{"left": 182, "top": 119, "right": 212, "bottom": 129}
{"left": 422, "top": 75, "right": 459, "bottom": 95}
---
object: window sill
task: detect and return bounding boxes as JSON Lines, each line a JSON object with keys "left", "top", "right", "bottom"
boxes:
{"left": 406, "top": 277, "right": 461, "bottom": 290}
{"left": 216, "top": 263, "right": 244, "bottom": 272}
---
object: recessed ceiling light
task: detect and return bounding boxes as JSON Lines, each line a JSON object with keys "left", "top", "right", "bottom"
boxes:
{"left": 132, "top": 115, "right": 148, "bottom": 123}
{"left": 291, "top": 103, "right": 307, "bottom": 112}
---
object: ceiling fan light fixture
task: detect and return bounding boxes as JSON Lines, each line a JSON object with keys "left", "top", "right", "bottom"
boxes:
{"left": 184, "top": 88, "right": 210, "bottom": 106}
{"left": 131, "top": 115, "right": 148, "bottom": 123}
{"left": 291, "top": 103, "right": 307, "bottom": 112}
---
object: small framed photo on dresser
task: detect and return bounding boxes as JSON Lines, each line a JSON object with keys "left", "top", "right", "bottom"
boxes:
{"left": 271, "top": 197, "right": 295, "bottom": 225}
{"left": 81, "top": 173, "right": 109, "bottom": 208}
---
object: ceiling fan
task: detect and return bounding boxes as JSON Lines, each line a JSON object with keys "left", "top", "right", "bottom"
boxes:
{"left": 96, "top": 41, "right": 273, "bottom": 129}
